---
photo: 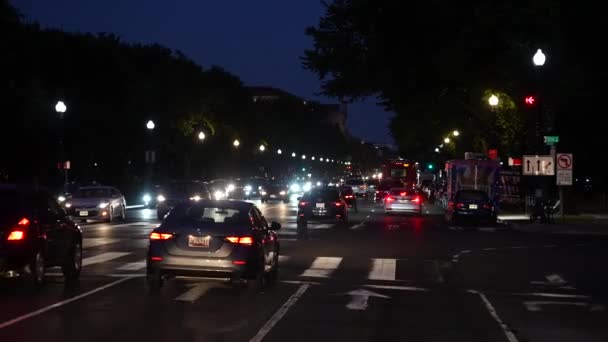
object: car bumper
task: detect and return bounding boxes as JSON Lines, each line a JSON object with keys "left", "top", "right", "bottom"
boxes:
{"left": 385, "top": 203, "right": 421, "bottom": 212}
{"left": 147, "top": 255, "right": 253, "bottom": 279}
{"left": 453, "top": 210, "right": 495, "bottom": 221}
{"left": 69, "top": 208, "right": 111, "bottom": 220}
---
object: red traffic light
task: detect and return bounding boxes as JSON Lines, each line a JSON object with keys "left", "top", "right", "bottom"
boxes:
{"left": 524, "top": 96, "right": 536, "bottom": 105}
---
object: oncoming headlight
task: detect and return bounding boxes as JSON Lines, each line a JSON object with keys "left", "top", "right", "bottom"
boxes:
{"left": 142, "top": 194, "right": 151, "bottom": 203}
{"left": 244, "top": 185, "right": 252, "bottom": 191}
{"left": 57, "top": 196, "right": 66, "bottom": 203}
{"left": 303, "top": 182, "right": 312, "bottom": 192}
{"left": 214, "top": 191, "right": 225, "bottom": 200}
{"left": 279, "top": 191, "right": 286, "bottom": 196}
{"left": 98, "top": 202, "right": 109, "bottom": 209}
{"left": 157, "top": 195, "right": 166, "bottom": 202}
{"left": 290, "top": 184, "right": 301, "bottom": 192}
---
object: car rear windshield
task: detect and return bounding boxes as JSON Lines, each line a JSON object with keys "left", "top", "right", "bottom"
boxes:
{"left": 378, "top": 182, "right": 402, "bottom": 190}
{"left": 0, "top": 190, "right": 20, "bottom": 217}
{"left": 304, "top": 189, "right": 339, "bottom": 201}
{"left": 74, "top": 188, "right": 111, "bottom": 198}
{"left": 456, "top": 191, "right": 488, "bottom": 201}
{"left": 169, "top": 204, "right": 248, "bottom": 225}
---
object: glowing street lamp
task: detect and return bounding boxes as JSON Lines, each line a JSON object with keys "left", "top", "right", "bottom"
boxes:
{"left": 301, "top": 154, "right": 306, "bottom": 160}
{"left": 444, "top": 137, "right": 451, "bottom": 144}
{"left": 291, "top": 152, "right": 296, "bottom": 158}
{"left": 488, "top": 95, "right": 499, "bottom": 107}
{"left": 197, "top": 131, "right": 206, "bottom": 141}
{"left": 533, "top": 49, "right": 546, "bottom": 66}
{"left": 233, "top": 139, "right": 240, "bottom": 148}
{"left": 55, "top": 101, "right": 67, "bottom": 114}
{"left": 453, "top": 130, "right": 460, "bottom": 137}
{"left": 435, "top": 147, "right": 440, "bottom": 153}
{"left": 146, "top": 120, "right": 155, "bottom": 130}
{"left": 277, "top": 149, "right": 282, "bottom": 155}
{"left": 259, "top": 144, "right": 266, "bottom": 152}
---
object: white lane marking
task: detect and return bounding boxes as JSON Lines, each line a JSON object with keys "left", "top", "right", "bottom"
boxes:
{"left": 350, "top": 222, "right": 365, "bottom": 230}
{"left": 82, "top": 252, "right": 131, "bottom": 267}
{"left": 278, "top": 255, "right": 290, "bottom": 263}
{"left": 344, "top": 289, "right": 389, "bottom": 310}
{"left": 483, "top": 247, "right": 497, "bottom": 251}
{"left": 511, "top": 292, "right": 590, "bottom": 299}
{"left": 545, "top": 274, "right": 565, "bottom": 284}
{"left": 460, "top": 250, "right": 472, "bottom": 254}
{"left": 472, "top": 290, "right": 519, "bottom": 342}
{"left": 250, "top": 284, "right": 310, "bottom": 342}
{"left": 125, "top": 204, "right": 145, "bottom": 209}
{"left": 280, "top": 280, "right": 321, "bottom": 285}
{"left": 300, "top": 257, "right": 342, "bottom": 278}
{"left": 524, "top": 301, "right": 605, "bottom": 312}
{"left": 174, "top": 283, "right": 218, "bottom": 302}
{"left": 368, "top": 258, "right": 396, "bottom": 281}
{"left": 364, "top": 284, "right": 429, "bottom": 292}
{"left": 82, "top": 238, "right": 120, "bottom": 248}
{"left": 116, "top": 260, "right": 147, "bottom": 271}
{"left": 0, "top": 276, "right": 135, "bottom": 329}
{"left": 277, "top": 230, "right": 298, "bottom": 236}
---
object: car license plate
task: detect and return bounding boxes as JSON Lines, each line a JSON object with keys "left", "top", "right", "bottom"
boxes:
{"left": 316, "top": 203, "right": 325, "bottom": 208}
{"left": 469, "top": 204, "right": 478, "bottom": 209}
{"left": 79, "top": 211, "right": 88, "bottom": 216}
{"left": 188, "top": 235, "right": 210, "bottom": 248}
{"left": 270, "top": 195, "right": 276, "bottom": 198}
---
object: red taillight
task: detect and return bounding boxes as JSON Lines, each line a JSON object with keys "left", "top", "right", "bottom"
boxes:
{"left": 232, "top": 260, "right": 247, "bottom": 265}
{"left": 150, "top": 256, "right": 163, "bottom": 261}
{"left": 483, "top": 203, "right": 493, "bottom": 210}
{"left": 7, "top": 230, "right": 25, "bottom": 241}
{"left": 226, "top": 236, "right": 254, "bottom": 246}
{"left": 400, "top": 192, "right": 407, "bottom": 197}
{"left": 412, "top": 196, "right": 421, "bottom": 203}
{"left": 298, "top": 201, "right": 309, "bottom": 207}
{"left": 345, "top": 195, "right": 354, "bottom": 198}
{"left": 7, "top": 217, "right": 29, "bottom": 241}
{"left": 150, "top": 232, "right": 173, "bottom": 240}
{"left": 385, "top": 197, "right": 395, "bottom": 202}
{"left": 456, "top": 203, "right": 465, "bottom": 208}
{"left": 334, "top": 202, "right": 343, "bottom": 206}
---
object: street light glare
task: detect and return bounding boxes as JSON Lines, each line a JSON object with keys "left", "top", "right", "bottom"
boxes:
{"left": 291, "top": 152, "right": 296, "bottom": 157}
{"left": 55, "top": 101, "right": 67, "bottom": 113}
{"left": 533, "top": 49, "right": 546, "bottom": 66}
{"left": 146, "top": 120, "right": 155, "bottom": 130}
{"left": 453, "top": 130, "right": 460, "bottom": 137}
{"left": 302, "top": 154, "right": 306, "bottom": 160}
{"left": 435, "top": 147, "right": 440, "bottom": 153}
{"left": 488, "top": 94, "right": 499, "bottom": 106}
{"left": 444, "top": 137, "right": 451, "bottom": 144}
{"left": 233, "top": 139, "right": 240, "bottom": 147}
{"left": 198, "top": 131, "right": 205, "bottom": 141}
{"left": 259, "top": 144, "right": 266, "bottom": 152}
{"left": 277, "top": 149, "right": 282, "bottom": 155}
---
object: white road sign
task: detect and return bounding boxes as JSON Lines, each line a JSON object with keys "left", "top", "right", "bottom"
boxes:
{"left": 523, "top": 155, "right": 554, "bottom": 176}
{"left": 556, "top": 153, "right": 573, "bottom": 186}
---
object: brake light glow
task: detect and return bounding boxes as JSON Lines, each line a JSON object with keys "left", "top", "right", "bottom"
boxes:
{"left": 298, "top": 201, "right": 309, "bottom": 207}
{"left": 18, "top": 218, "right": 30, "bottom": 226}
{"left": 412, "top": 196, "right": 421, "bottom": 203}
{"left": 232, "top": 260, "right": 247, "bottom": 265}
{"left": 345, "top": 195, "right": 354, "bottom": 198}
{"left": 483, "top": 203, "right": 493, "bottom": 210}
{"left": 456, "top": 203, "right": 465, "bottom": 208}
{"left": 226, "top": 236, "right": 254, "bottom": 246}
{"left": 150, "top": 232, "right": 173, "bottom": 240}
{"left": 7, "top": 230, "right": 25, "bottom": 241}
{"left": 150, "top": 256, "right": 163, "bottom": 261}
{"left": 400, "top": 192, "right": 407, "bottom": 197}
{"left": 334, "top": 202, "right": 343, "bottom": 206}
{"left": 385, "top": 197, "right": 395, "bottom": 202}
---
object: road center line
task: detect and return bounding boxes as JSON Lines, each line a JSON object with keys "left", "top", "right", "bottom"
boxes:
{"left": 250, "top": 284, "right": 310, "bottom": 342}
{"left": 0, "top": 276, "right": 135, "bottom": 329}
{"left": 472, "top": 290, "right": 519, "bottom": 342}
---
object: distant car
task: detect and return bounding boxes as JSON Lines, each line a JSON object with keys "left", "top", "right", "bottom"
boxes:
{"left": 242, "top": 177, "right": 268, "bottom": 199}
{"left": 0, "top": 184, "right": 82, "bottom": 288}
{"left": 344, "top": 178, "right": 367, "bottom": 196}
{"left": 260, "top": 181, "right": 290, "bottom": 203}
{"left": 365, "top": 179, "right": 379, "bottom": 197}
{"left": 65, "top": 186, "right": 126, "bottom": 222}
{"left": 156, "top": 180, "right": 211, "bottom": 220}
{"left": 375, "top": 179, "right": 404, "bottom": 202}
{"left": 384, "top": 187, "right": 422, "bottom": 215}
{"left": 146, "top": 200, "right": 281, "bottom": 289}
{"left": 446, "top": 190, "right": 496, "bottom": 225}
{"left": 339, "top": 186, "right": 358, "bottom": 213}
{"left": 297, "top": 187, "right": 348, "bottom": 228}
{"left": 208, "top": 179, "right": 236, "bottom": 200}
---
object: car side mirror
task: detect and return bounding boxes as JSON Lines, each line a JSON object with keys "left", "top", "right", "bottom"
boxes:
{"left": 269, "top": 221, "right": 281, "bottom": 231}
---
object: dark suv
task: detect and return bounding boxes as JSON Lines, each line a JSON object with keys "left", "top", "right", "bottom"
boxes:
{"left": 297, "top": 187, "right": 348, "bottom": 229}
{"left": 446, "top": 190, "right": 496, "bottom": 225}
{"left": 0, "top": 184, "right": 82, "bottom": 288}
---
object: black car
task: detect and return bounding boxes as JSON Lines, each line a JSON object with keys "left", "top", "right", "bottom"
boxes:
{"left": 339, "top": 185, "right": 358, "bottom": 213}
{"left": 260, "top": 182, "right": 290, "bottom": 203}
{"left": 147, "top": 200, "right": 281, "bottom": 289}
{"left": 156, "top": 180, "right": 211, "bottom": 220}
{"left": 297, "top": 187, "right": 348, "bottom": 228}
{"left": 446, "top": 190, "right": 497, "bottom": 225}
{"left": 0, "top": 184, "right": 82, "bottom": 288}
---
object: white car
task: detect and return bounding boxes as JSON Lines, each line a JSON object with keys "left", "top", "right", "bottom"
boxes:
{"left": 65, "top": 186, "right": 127, "bottom": 222}
{"left": 384, "top": 187, "right": 422, "bottom": 215}
{"left": 344, "top": 178, "right": 367, "bottom": 196}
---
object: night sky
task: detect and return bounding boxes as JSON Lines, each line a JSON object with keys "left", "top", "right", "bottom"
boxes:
{"left": 14, "top": 0, "right": 394, "bottom": 145}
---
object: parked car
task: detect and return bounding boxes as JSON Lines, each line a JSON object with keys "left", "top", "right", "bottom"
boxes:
{"left": 0, "top": 184, "right": 82, "bottom": 288}
{"left": 65, "top": 186, "right": 126, "bottom": 222}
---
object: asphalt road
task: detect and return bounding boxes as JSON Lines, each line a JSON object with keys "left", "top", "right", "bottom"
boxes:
{"left": 1, "top": 198, "right": 607, "bottom": 342}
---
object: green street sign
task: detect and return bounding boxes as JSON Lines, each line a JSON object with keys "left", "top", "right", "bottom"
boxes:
{"left": 544, "top": 136, "right": 559, "bottom": 145}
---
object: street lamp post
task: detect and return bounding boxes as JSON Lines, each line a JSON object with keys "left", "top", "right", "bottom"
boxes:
{"left": 488, "top": 94, "right": 499, "bottom": 107}
{"left": 198, "top": 131, "right": 206, "bottom": 141}
{"left": 144, "top": 120, "right": 156, "bottom": 191}
{"left": 55, "top": 101, "right": 68, "bottom": 191}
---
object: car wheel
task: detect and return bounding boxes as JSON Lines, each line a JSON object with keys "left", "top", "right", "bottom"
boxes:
{"left": 25, "top": 251, "right": 45, "bottom": 289}
{"left": 119, "top": 205, "right": 126, "bottom": 222}
{"left": 62, "top": 241, "right": 82, "bottom": 283}
{"left": 264, "top": 253, "right": 279, "bottom": 287}
{"left": 147, "top": 269, "right": 163, "bottom": 291}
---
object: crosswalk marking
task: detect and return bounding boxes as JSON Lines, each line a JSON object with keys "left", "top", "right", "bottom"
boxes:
{"left": 83, "top": 238, "right": 120, "bottom": 248}
{"left": 368, "top": 258, "right": 397, "bottom": 281}
{"left": 300, "top": 257, "right": 342, "bottom": 278}
{"left": 82, "top": 252, "right": 131, "bottom": 267}
{"left": 116, "top": 260, "right": 147, "bottom": 271}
